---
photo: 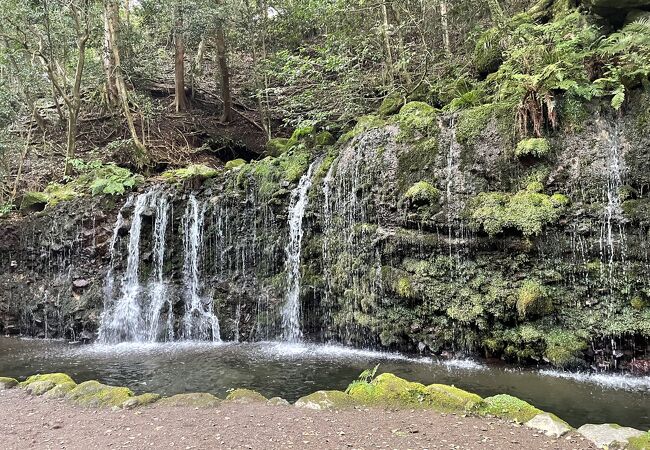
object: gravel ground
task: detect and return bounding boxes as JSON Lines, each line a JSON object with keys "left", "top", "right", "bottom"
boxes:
{"left": 0, "top": 389, "right": 597, "bottom": 449}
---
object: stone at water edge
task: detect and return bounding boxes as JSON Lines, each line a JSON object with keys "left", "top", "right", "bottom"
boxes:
{"left": 121, "top": 393, "right": 161, "bottom": 409}
{"left": 65, "top": 380, "right": 134, "bottom": 408}
{"left": 21, "top": 373, "right": 75, "bottom": 387}
{"left": 157, "top": 393, "right": 221, "bottom": 408}
{"left": 525, "top": 413, "right": 573, "bottom": 438}
{"left": 266, "top": 397, "right": 290, "bottom": 406}
{"left": 294, "top": 390, "right": 357, "bottom": 410}
{"left": 25, "top": 380, "right": 56, "bottom": 396}
{"left": 577, "top": 423, "right": 646, "bottom": 449}
{"left": 0, "top": 377, "right": 18, "bottom": 390}
{"left": 44, "top": 382, "right": 77, "bottom": 399}
{"left": 225, "top": 388, "right": 268, "bottom": 404}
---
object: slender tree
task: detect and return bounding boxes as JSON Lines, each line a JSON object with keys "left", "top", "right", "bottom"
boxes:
{"left": 215, "top": 0, "right": 232, "bottom": 123}
{"left": 174, "top": 2, "right": 189, "bottom": 112}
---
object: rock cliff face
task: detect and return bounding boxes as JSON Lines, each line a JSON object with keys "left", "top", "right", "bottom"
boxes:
{"left": 0, "top": 92, "right": 649, "bottom": 370}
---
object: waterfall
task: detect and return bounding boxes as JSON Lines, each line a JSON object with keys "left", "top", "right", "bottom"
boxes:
{"left": 99, "top": 190, "right": 155, "bottom": 343}
{"left": 145, "top": 192, "right": 172, "bottom": 341}
{"left": 281, "top": 160, "right": 319, "bottom": 342}
{"left": 181, "top": 195, "right": 221, "bottom": 342}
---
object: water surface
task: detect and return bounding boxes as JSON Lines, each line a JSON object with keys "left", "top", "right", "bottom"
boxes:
{"left": 0, "top": 337, "right": 648, "bottom": 430}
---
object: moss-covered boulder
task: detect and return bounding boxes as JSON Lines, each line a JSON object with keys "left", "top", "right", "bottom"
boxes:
{"left": 225, "top": 159, "right": 247, "bottom": 171}
{"left": 265, "top": 138, "right": 290, "bottom": 157}
{"left": 628, "top": 432, "right": 650, "bottom": 450}
{"left": 43, "top": 382, "right": 77, "bottom": 399}
{"left": 379, "top": 93, "right": 404, "bottom": 117}
{"left": 65, "top": 380, "right": 134, "bottom": 408}
{"left": 20, "top": 192, "right": 49, "bottom": 211}
{"left": 25, "top": 380, "right": 56, "bottom": 396}
{"left": 515, "top": 138, "right": 551, "bottom": 158}
{"left": 157, "top": 393, "right": 221, "bottom": 408}
{"left": 121, "top": 393, "right": 161, "bottom": 409}
{"left": 0, "top": 377, "right": 18, "bottom": 390}
{"left": 347, "top": 373, "right": 481, "bottom": 412}
{"left": 225, "top": 388, "right": 268, "bottom": 404}
{"left": 405, "top": 181, "right": 440, "bottom": 206}
{"left": 294, "top": 390, "right": 357, "bottom": 410}
{"left": 161, "top": 164, "right": 220, "bottom": 183}
{"left": 577, "top": 423, "right": 646, "bottom": 449}
{"left": 397, "top": 102, "right": 438, "bottom": 137}
{"left": 22, "top": 373, "right": 75, "bottom": 387}
{"left": 479, "top": 394, "right": 542, "bottom": 423}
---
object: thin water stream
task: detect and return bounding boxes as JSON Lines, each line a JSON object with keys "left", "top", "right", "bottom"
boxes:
{"left": 0, "top": 337, "right": 648, "bottom": 430}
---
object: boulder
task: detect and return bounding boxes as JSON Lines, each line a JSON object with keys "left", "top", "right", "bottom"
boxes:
{"left": 628, "top": 432, "right": 650, "bottom": 450}
{"left": 22, "top": 373, "right": 75, "bottom": 387}
{"left": 43, "top": 382, "right": 77, "bottom": 399}
{"left": 25, "top": 380, "right": 56, "bottom": 396}
{"left": 0, "top": 377, "right": 18, "bottom": 390}
{"left": 121, "top": 393, "right": 161, "bottom": 409}
{"left": 525, "top": 413, "right": 573, "bottom": 437}
{"left": 225, "top": 388, "right": 267, "bottom": 404}
{"left": 157, "top": 393, "right": 221, "bottom": 408}
{"left": 65, "top": 380, "right": 134, "bottom": 408}
{"left": 294, "top": 390, "right": 357, "bottom": 410}
{"left": 577, "top": 423, "right": 646, "bottom": 449}
{"left": 266, "top": 397, "right": 290, "bottom": 406}
{"left": 479, "top": 394, "right": 543, "bottom": 423}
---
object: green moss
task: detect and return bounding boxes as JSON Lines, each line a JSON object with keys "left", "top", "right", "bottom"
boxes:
{"left": 397, "top": 102, "right": 437, "bottom": 138}
{"left": 22, "top": 373, "right": 75, "bottom": 386}
{"left": 628, "top": 432, "right": 650, "bottom": 450}
{"left": 65, "top": 380, "right": 134, "bottom": 408}
{"left": 467, "top": 184, "right": 568, "bottom": 236}
{"left": 405, "top": 181, "right": 440, "bottom": 206}
{"left": 479, "top": 394, "right": 542, "bottom": 423}
{"left": 517, "top": 280, "right": 552, "bottom": 318}
{"left": 44, "top": 382, "right": 77, "bottom": 399}
{"left": 25, "top": 380, "right": 56, "bottom": 396}
{"left": 20, "top": 191, "right": 50, "bottom": 211}
{"left": 225, "top": 388, "right": 268, "bottom": 403}
{"left": 294, "top": 390, "right": 357, "bottom": 410}
{"left": 456, "top": 103, "right": 515, "bottom": 148}
{"left": 0, "top": 377, "right": 18, "bottom": 389}
{"left": 157, "top": 393, "right": 221, "bottom": 408}
{"left": 162, "top": 164, "right": 220, "bottom": 182}
{"left": 395, "top": 277, "right": 414, "bottom": 298}
{"left": 314, "top": 131, "right": 335, "bottom": 146}
{"left": 347, "top": 373, "right": 481, "bottom": 413}
{"left": 544, "top": 330, "right": 588, "bottom": 368}
{"left": 224, "top": 159, "right": 246, "bottom": 171}
{"left": 515, "top": 138, "right": 550, "bottom": 158}
{"left": 122, "top": 393, "right": 161, "bottom": 409}
{"left": 266, "top": 138, "right": 290, "bottom": 156}
{"left": 379, "top": 93, "right": 404, "bottom": 117}
{"left": 631, "top": 296, "right": 648, "bottom": 310}
{"left": 622, "top": 198, "right": 650, "bottom": 225}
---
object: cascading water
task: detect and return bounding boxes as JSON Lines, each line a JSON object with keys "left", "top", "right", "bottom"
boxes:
{"left": 281, "top": 160, "right": 320, "bottom": 342}
{"left": 182, "top": 195, "right": 221, "bottom": 342}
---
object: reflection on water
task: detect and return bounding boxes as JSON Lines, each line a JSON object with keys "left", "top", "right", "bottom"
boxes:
{"left": 0, "top": 337, "right": 648, "bottom": 430}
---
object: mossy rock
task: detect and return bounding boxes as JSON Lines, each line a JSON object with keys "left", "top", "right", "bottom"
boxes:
{"left": 295, "top": 390, "right": 357, "bottom": 410}
{"left": 515, "top": 138, "right": 551, "bottom": 158}
{"left": 525, "top": 413, "right": 573, "bottom": 438}
{"left": 425, "top": 384, "right": 484, "bottom": 412}
{"left": 0, "top": 377, "right": 18, "bottom": 390}
{"left": 479, "top": 394, "right": 542, "bottom": 423}
{"left": 65, "top": 380, "right": 134, "bottom": 408}
{"left": 379, "top": 93, "right": 404, "bottom": 117}
{"left": 157, "top": 393, "right": 221, "bottom": 408}
{"left": 22, "top": 373, "right": 75, "bottom": 387}
{"left": 266, "top": 138, "right": 290, "bottom": 157}
{"left": 25, "top": 380, "right": 56, "bottom": 396}
{"left": 405, "top": 181, "right": 440, "bottom": 206}
{"left": 161, "top": 164, "right": 220, "bottom": 182}
{"left": 122, "top": 393, "right": 161, "bottom": 409}
{"left": 43, "top": 382, "right": 77, "bottom": 399}
{"left": 314, "top": 131, "right": 335, "bottom": 147}
{"left": 225, "top": 388, "right": 268, "bottom": 404}
{"left": 225, "top": 159, "right": 246, "bottom": 171}
{"left": 628, "top": 432, "right": 650, "bottom": 450}
{"left": 20, "top": 192, "right": 49, "bottom": 211}
{"left": 578, "top": 423, "right": 646, "bottom": 449}
{"left": 397, "top": 102, "right": 438, "bottom": 137}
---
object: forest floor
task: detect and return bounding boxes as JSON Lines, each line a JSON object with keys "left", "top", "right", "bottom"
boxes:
{"left": 0, "top": 389, "right": 597, "bottom": 450}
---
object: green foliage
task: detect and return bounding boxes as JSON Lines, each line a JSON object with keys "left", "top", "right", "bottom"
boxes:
{"left": 544, "top": 330, "right": 588, "bottom": 368}
{"left": 517, "top": 280, "right": 552, "bottom": 318}
{"left": 515, "top": 138, "right": 550, "bottom": 158}
{"left": 0, "top": 201, "right": 15, "bottom": 216}
{"left": 468, "top": 183, "right": 569, "bottom": 236}
{"left": 89, "top": 165, "right": 143, "bottom": 195}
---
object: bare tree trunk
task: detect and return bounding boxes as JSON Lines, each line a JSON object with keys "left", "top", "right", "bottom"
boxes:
{"left": 190, "top": 38, "right": 205, "bottom": 100}
{"left": 215, "top": 18, "right": 232, "bottom": 123}
{"left": 102, "top": 8, "right": 118, "bottom": 107}
{"left": 174, "top": 3, "right": 189, "bottom": 112}
{"left": 439, "top": 0, "right": 451, "bottom": 58}
{"left": 381, "top": 2, "right": 395, "bottom": 84}
{"left": 106, "top": 0, "right": 146, "bottom": 155}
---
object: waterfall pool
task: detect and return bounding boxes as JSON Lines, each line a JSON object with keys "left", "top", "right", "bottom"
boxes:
{"left": 0, "top": 337, "right": 648, "bottom": 430}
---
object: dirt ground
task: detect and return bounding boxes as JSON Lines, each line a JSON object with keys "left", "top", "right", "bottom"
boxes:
{"left": 0, "top": 389, "right": 597, "bottom": 450}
